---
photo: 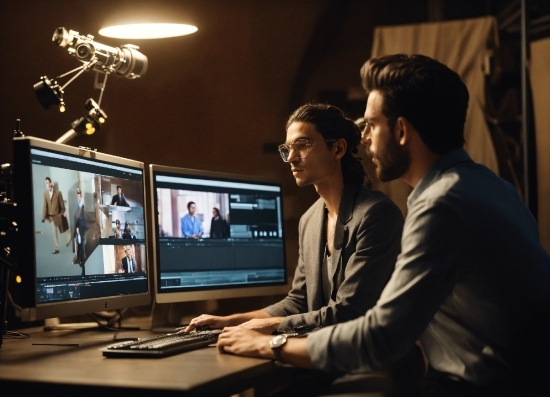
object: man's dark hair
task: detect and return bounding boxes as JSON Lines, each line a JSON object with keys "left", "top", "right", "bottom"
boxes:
{"left": 45, "top": 177, "right": 51, "bottom": 183}
{"left": 213, "top": 207, "right": 220, "bottom": 217}
{"left": 286, "top": 103, "right": 366, "bottom": 185}
{"left": 187, "top": 201, "right": 195, "bottom": 210}
{"left": 117, "top": 185, "right": 122, "bottom": 190}
{"left": 360, "top": 54, "right": 469, "bottom": 154}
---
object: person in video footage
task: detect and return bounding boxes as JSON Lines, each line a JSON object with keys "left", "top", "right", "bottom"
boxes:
{"left": 111, "top": 185, "right": 129, "bottom": 207}
{"left": 186, "top": 104, "right": 404, "bottom": 343}
{"left": 181, "top": 201, "right": 203, "bottom": 238}
{"left": 72, "top": 188, "right": 88, "bottom": 274}
{"left": 121, "top": 247, "right": 137, "bottom": 273}
{"left": 216, "top": 55, "right": 550, "bottom": 397}
{"left": 41, "top": 176, "right": 69, "bottom": 254}
{"left": 210, "top": 207, "right": 229, "bottom": 238}
{"left": 113, "top": 219, "right": 123, "bottom": 238}
{"left": 122, "top": 221, "right": 135, "bottom": 239}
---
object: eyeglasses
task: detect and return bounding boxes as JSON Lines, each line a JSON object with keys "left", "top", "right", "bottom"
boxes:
{"left": 278, "top": 138, "right": 336, "bottom": 162}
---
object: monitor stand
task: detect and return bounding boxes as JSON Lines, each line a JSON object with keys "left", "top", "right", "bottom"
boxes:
{"left": 43, "top": 311, "right": 141, "bottom": 332}
{"left": 43, "top": 317, "right": 100, "bottom": 331}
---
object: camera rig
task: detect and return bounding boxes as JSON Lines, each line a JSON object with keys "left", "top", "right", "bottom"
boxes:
{"left": 33, "top": 27, "right": 148, "bottom": 144}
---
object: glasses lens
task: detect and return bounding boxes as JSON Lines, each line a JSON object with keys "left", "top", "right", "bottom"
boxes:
{"left": 294, "top": 140, "right": 308, "bottom": 157}
{"left": 278, "top": 139, "right": 311, "bottom": 162}
{"left": 278, "top": 144, "right": 289, "bottom": 162}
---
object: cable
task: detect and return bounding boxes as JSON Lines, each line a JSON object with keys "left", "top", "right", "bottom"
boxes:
{"left": 3, "top": 330, "right": 30, "bottom": 339}
{"left": 86, "top": 312, "right": 140, "bottom": 332}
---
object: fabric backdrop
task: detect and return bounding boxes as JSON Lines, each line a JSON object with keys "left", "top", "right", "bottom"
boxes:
{"left": 369, "top": 16, "right": 500, "bottom": 215}
{"left": 530, "top": 37, "right": 550, "bottom": 253}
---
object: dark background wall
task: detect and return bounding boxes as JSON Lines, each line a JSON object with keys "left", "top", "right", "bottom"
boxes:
{"left": 0, "top": 0, "right": 541, "bottom": 292}
{"left": 0, "top": 0, "right": 417, "bottom": 271}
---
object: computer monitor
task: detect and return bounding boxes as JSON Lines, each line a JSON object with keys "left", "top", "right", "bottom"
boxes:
{"left": 11, "top": 137, "right": 150, "bottom": 322}
{"left": 149, "top": 164, "right": 288, "bottom": 304}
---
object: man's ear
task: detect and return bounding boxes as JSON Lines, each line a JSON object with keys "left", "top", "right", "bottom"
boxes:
{"left": 333, "top": 138, "right": 347, "bottom": 160}
{"left": 395, "top": 117, "right": 414, "bottom": 146}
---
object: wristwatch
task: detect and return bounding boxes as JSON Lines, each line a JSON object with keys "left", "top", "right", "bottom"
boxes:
{"left": 270, "top": 334, "right": 288, "bottom": 349}
{"left": 270, "top": 332, "right": 301, "bottom": 361}
{"left": 269, "top": 334, "right": 288, "bottom": 361}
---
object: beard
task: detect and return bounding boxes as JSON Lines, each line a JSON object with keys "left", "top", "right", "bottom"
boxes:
{"left": 370, "top": 133, "right": 411, "bottom": 182}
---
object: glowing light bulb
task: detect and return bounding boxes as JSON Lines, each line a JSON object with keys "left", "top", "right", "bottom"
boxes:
{"left": 99, "top": 23, "right": 197, "bottom": 39}
{"left": 85, "top": 123, "right": 95, "bottom": 135}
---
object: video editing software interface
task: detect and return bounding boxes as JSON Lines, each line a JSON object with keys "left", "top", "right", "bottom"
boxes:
{"left": 152, "top": 168, "right": 287, "bottom": 294}
{"left": 29, "top": 147, "right": 148, "bottom": 304}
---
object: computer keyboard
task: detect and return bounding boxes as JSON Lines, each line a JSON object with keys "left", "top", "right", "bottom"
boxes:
{"left": 101, "top": 330, "right": 221, "bottom": 358}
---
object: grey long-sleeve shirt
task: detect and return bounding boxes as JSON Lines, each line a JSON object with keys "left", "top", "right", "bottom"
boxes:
{"left": 308, "top": 148, "right": 550, "bottom": 387}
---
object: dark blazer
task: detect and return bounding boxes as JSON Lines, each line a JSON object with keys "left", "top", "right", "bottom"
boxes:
{"left": 210, "top": 216, "right": 229, "bottom": 238}
{"left": 73, "top": 204, "right": 86, "bottom": 238}
{"left": 263, "top": 184, "right": 404, "bottom": 332}
{"left": 111, "top": 193, "right": 129, "bottom": 207}
{"left": 122, "top": 256, "right": 136, "bottom": 273}
{"left": 73, "top": 203, "right": 87, "bottom": 262}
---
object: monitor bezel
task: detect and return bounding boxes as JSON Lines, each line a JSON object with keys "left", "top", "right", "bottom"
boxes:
{"left": 12, "top": 136, "right": 151, "bottom": 321}
{"left": 149, "top": 164, "right": 289, "bottom": 304}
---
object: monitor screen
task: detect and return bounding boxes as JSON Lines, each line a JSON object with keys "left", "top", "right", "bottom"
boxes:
{"left": 11, "top": 137, "right": 150, "bottom": 321}
{"left": 149, "top": 164, "right": 288, "bottom": 303}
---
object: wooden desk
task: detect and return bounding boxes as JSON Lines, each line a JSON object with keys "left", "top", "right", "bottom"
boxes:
{"left": 0, "top": 326, "right": 280, "bottom": 396}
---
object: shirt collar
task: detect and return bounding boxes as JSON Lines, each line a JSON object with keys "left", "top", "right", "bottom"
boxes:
{"left": 407, "top": 148, "right": 473, "bottom": 207}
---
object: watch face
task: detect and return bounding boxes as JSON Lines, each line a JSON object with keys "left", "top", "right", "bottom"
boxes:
{"left": 270, "top": 334, "right": 287, "bottom": 349}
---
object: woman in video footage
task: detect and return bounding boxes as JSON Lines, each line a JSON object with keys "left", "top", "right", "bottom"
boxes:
{"left": 123, "top": 221, "right": 135, "bottom": 239}
{"left": 210, "top": 207, "right": 229, "bottom": 238}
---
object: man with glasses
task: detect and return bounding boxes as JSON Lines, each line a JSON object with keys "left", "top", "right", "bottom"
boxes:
{"left": 185, "top": 103, "right": 404, "bottom": 340}
{"left": 217, "top": 55, "right": 550, "bottom": 397}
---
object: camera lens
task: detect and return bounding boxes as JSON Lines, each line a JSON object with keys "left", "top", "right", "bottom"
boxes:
{"left": 117, "top": 45, "right": 148, "bottom": 79}
{"left": 75, "top": 43, "right": 95, "bottom": 62}
{"left": 52, "top": 27, "right": 70, "bottom": 47}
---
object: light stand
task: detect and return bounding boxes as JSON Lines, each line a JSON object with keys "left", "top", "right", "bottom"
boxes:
{"left": 0, "top": 198, "right": 19, "bottom": 348}
{"left": 56, "top": 97, "right": 108, "bottom": 145}
{"left": 34, "top": 27, "right": 147, "bottom": 145}
{"left": 0, "top": 121, "right": 23, "bottom": 347}
{"left": 34, "top": 64, "right": 108, "bottom": 145}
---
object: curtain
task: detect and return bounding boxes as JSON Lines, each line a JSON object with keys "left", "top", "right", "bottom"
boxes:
{"left": 530, "top": 37, "right": 550, "bottom": 253}
{"left": 369, "top": 17, "right": 500, "bottom": 215}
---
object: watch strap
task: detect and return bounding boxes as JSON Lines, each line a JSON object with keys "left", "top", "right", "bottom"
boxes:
{"left": 272, "top": 344, "right": 284, "bottom": 362}
{"left": 270, "top": 334, "right": 287, "bottom": 362}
